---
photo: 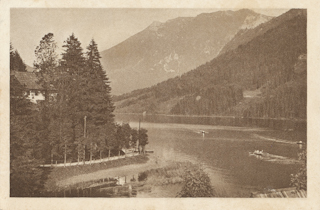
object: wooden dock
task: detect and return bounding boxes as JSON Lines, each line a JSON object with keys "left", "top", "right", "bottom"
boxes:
{"left": 251, "top": 187, "right": 306, "bottom": 198}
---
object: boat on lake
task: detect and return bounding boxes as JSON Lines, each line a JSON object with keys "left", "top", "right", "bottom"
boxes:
{"left": 249, "top": 150, "right": 264, "bottom": 156}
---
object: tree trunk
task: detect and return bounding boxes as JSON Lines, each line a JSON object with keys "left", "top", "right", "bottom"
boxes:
{"left": 90, "top": 142, "right": 92, "bottom": 165}
{"left": 138, "top": 120, "right": 140, "bottom": 154}
{"left": 108, "top": 149, "right": 110, "bottom": 159}
{"left": 83, "top": 146, "right": 86, "bottom": 165}
{"left": 77, "top": 147, "right": 80, "bottom": 164}
{"left": 83, "top": 116, "right": 87, "bottom": 164}
{"left": 141, "top": 145, "right": 145, "bottom": 154}
{"left": 51, "top": 149, "right": 53, "bottom": 166}
{"left": 64, "top": 143, "right": 67, "bottom": 167}
{"left": 100, "top": 150, "right": 102, "bottom": 163}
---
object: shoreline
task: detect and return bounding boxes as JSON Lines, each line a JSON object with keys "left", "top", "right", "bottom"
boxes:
{"left": 51, "top": 154, "right": 166, "bottom": 189}
{"left": 44, "top": 154, "right": 215, "bottom": 198}
{"left": 44, "top": 154, "right": 151, "bottom": 191}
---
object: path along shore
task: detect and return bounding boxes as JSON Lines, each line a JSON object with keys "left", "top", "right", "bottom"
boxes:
{"left": 57, "top": 154, "right": 166, "bottom": 188}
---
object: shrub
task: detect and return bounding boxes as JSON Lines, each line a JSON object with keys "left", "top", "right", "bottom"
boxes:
{"left": 290, "top": 150, "right": 307, "bottom": 190}
{"left": 177, "top": 166, "right": 215, "bottom": 197}
{"left": 138, "top": 171, "right": 148, "bottom": 182}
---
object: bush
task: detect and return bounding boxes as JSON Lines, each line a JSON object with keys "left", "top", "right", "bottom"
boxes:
{"left": 138, "top": 171, "right": 148, "bottom": 182}
{"left": 177, "top": 166, "right": 215, "bottom": 197}
{"left": 290, "top": 150, "right": 307, "bottom": 190}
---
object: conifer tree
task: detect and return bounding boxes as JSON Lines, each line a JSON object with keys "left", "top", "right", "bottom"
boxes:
{"left": 10, "top": 43, "right": 15, "bottom": 72}
{"left": 61, "top": 33, "right": 86, "bottom": 76}
{"left": 84, "top": 39, "right": 114, "bottom": 124}
{"left": 10, "top": 43, "right": 27, "bottom": 72}
{"left": 81, "top": 39, "right": 115, "bottom": 160}
{"left": 60, "top": 34, "right": 89, "bottom": 163}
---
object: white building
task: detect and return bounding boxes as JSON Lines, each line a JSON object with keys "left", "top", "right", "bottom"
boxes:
{"left": 11, "top": 71, "right": 45, "bottom": 103}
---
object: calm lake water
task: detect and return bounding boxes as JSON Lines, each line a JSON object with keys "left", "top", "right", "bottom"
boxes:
{"left": 116, "top": 114, "right": 306, "bottom": 197}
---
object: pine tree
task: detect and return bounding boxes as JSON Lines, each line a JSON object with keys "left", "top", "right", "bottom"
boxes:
{"left": 84, "top": 39, "right": 114, "bottom": 125}
{"left": 10, "top": 43, "right": 27, "bottom": 72}
{"left": 60, "top": 34, "right": 91, "bottom": 163}
{"left": 79, "top": 39, "right": 115, "bottom": 160}
{"left": 10, "top": 43, "right": 15, "bottom": 72}
{"left": 61, "top": 33, "right": 86, "bottom": 76}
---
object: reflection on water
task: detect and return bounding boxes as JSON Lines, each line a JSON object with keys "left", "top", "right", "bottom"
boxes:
{"left": 116, "top": 114, "right": 305, "bottom": 197}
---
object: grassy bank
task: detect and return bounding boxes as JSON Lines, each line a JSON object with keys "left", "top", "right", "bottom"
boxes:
{"left": 41, "top": 160, "right": 216, "bottom": 198}
{"left": 139, "top": 162, "right": 187, "bottom": 185}
{"left": 44, "top": 155, "right": 149, "bottom": 191}
{"left": 136, "top": 161, "right": 215, "bottom": 197}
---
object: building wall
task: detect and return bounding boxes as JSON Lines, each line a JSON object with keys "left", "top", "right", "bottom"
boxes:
{"left": 26, "top": 90, "right": 45, "bottom": 103}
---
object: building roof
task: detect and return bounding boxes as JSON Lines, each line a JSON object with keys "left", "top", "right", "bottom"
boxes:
{"left": 11, "top": 71, "right": 43, "bottom": 90}
{"left": 251, "top": 187, "right": 307, "bottom": 198}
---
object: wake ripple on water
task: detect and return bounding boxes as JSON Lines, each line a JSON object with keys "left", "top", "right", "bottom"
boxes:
{"left": 253, "top": 134, "right": 298, "bottom": 145}
{"left": 249, "top": 152, "right": 302, "bottom": 164}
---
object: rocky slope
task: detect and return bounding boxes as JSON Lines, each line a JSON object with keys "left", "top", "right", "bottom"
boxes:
{"left": 101, "top": 9, "right": 271, "bottom": 95}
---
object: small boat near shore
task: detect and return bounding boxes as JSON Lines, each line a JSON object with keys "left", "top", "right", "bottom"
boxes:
{"left": 249, "top": 150, "right": 264, "bottom": 156}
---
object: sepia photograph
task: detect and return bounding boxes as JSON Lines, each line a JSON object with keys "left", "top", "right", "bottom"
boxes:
{"left": 2, "top": 0, "right": 320, "bottom": 209}
{"left": 9, "top": 7, "right": 307, "bottom": 198}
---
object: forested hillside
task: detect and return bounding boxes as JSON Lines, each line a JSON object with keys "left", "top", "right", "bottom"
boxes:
{"left": 114, "top": 9, "right": 307, "bottom": 120}
{"left": 218, "top": 9, "right": 306, "bottom": 56}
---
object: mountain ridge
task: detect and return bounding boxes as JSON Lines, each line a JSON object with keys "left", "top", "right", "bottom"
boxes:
{"left": 219, "top": 9, "right": 305, "bottom": 56}
{"left": 113, "top": 9, "right": 307, "bottom": 120}
{"left": 101, "top": 9, "right": 272, "bottom": 95}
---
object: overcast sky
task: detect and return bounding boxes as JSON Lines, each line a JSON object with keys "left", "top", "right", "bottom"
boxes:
{"left": 11, "top": 8, "right": 289, "bottom": 66}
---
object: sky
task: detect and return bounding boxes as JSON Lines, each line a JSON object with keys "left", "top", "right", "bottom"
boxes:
{"left": 10, "top": 8, "right": 289, "bottom": 66}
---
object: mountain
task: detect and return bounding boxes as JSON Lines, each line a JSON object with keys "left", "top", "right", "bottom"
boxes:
{"left": 218, "top": 9, "right": 304, "bottom": 55}
{"left": 101, "top": 9, "right": 271, "bottom": 95}
{"left": 113, "top": 9, "right": 307, "bottom": 120}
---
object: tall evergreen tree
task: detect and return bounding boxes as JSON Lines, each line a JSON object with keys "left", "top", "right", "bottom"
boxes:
{"left": 79, "top": 39, "right": 115, "bottom": 160}
{"left": 61, "top": 33, "right": 86, "bottom": 76}
{"left": 84, "top": 39, "right": 114, "bottom": 124}
{"left": 10, "top": 43, "right": 27, "bottom": 72}
{"left": 10, "top": 43, "right": 15, "bottom": 72}
{"left": 60, "top": 34, "right": 89, "bottom": 163}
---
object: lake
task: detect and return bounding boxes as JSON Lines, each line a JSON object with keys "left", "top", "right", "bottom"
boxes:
{"left": 115, "top": 114, "right": 306, "bottom": 197}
